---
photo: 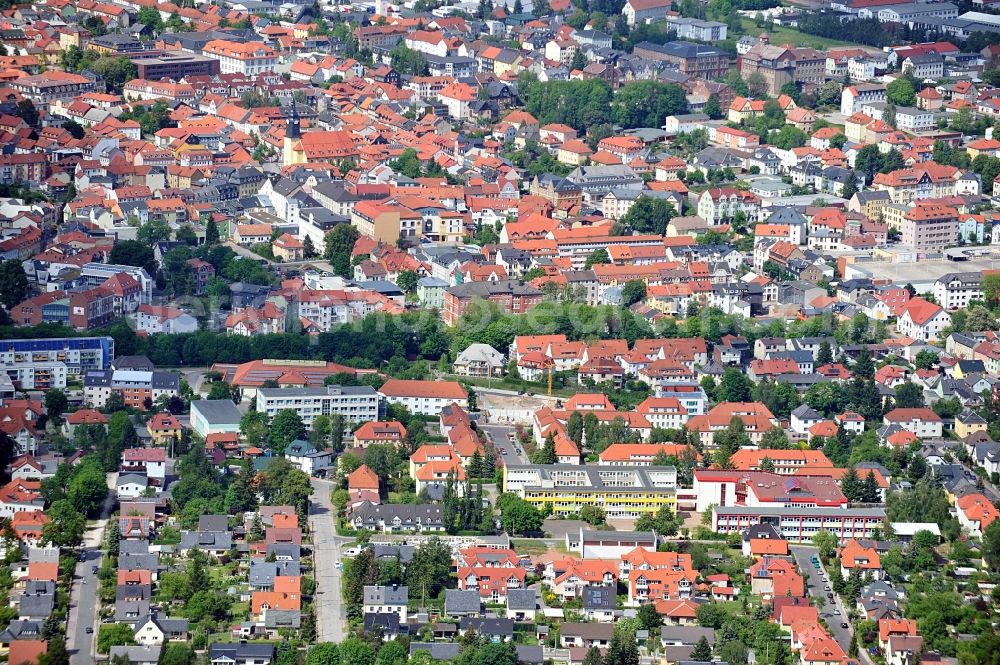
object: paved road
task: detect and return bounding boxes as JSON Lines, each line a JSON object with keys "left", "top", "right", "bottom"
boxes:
{"left": 67, "top": 472, "right": 117, "bottom": 665}
{"left": 309, "top": 478, "right": 351, "bottom": 643}
{"left": 790, "top": 545, "right": 852, "bottom": 650}
{"left": 480, "top": 423, "right": 529, "bottom": 467}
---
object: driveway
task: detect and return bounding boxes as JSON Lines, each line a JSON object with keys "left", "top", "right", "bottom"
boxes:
{"left": 66, "top": 472, "right": 117, "bottom": 665}
{"left": 480, "top": 423, "right": 529, "bottom": 467}
{"left": 790, "top": 545, "right": 852, "bottom": 650}
{"left": 309, "top": 478, "right": 352, "bottom": 643}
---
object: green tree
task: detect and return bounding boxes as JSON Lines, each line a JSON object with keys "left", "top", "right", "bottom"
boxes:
{"left": 690, "top": 636, "right": 712, "bottom": 661}
{"left": 812, "top": 530, "right": 838, "bottom": 559}
{"left": 97, "top": 623, "right": 135, "bottom": 653}
{"left": 308, "top": 643, "right": 340, "bottom": 665}
{"left": 42, "top": 500, "right": 86, "bottom": 547}
{"left": 268, "top": 409, "right": 306, "bottom": 454}
{"left": 45, "top": 389, "right": 68, "bottom": 422}
{"left": 894, "top": 382, "right": 925, "bottom": 408}
{"left": 618, "top": 195, "right": 675, "bottom": 235}
{"left": 496, "top": 493, "right": 543, "bottom": 534}
{"left": 324, "top": 224, "right": 361, "bottom": 278}
{"left": 718, "top": 367, "right": 753, "bottom": 402}
{"left": 886, "top": 77, "right": 916, "bottom": 106}
{"left": 205, "top": 218, "right": 220, "bottom": 244}
{"left": 16, "top": 99, "right": 38, "bottom": 127}
{"left": 585, "top": 248, "right": 611, "bottom": 268}
{"left": 703, "top": 94, "right": 722, "bottom": 119}
{"left": 108, "top": 240, "right": 156, "bottom": 275}
{"left": 840, "top": 467, "right": 863, "bottom": 501}
{"left": 620, "top": 280, "right": 647, "bottom": 307}
{"left": 396, "top": 270, "right": 419, "bottom": 294}
{"left": 0, "top": 259, "right": 28, "bottom": 309}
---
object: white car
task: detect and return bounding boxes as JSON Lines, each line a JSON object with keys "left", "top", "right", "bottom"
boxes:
{"left": 342, "top": 547, "right": 361, "bottom": 557}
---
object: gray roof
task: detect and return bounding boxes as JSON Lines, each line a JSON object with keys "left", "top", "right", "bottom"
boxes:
{"left": 460, "top": 617, "right": 514, "bottom": 636}
{"left": 445, "top": 588, "right": 483, "bottom": 615}
{"left": 198, "top": 515, "right": 230, "bottom": 532}
{"left": 115, "top": 600, "right": 151, "bottom": 623}
{"left": 249, "top": 561, "right": 278, "bottom": 587}
{"left": 582, "top": 585, "right": 615, "bottom": 610}
{"left": 660, "top": 626, "right": 715, "bottom": 645}
{"left": 109, "top": 646, "right": 161, "bottom": 664}
{"left": 18, "top": 593, "right": 54, "bottom": 618}
{"left": 190, "top": 399, "right": 243, "bottom": 424}
{"left": 410, "top": 643, "right": 461, "bottom": 660}
{"left": 364, "top": 584, "right": 408, "bottom": 606}
{"left": 506, "top": 588, "right": 538, "bottom": 611}
{"left": 179, "top": 530, "right": 232, "bottom": 551}
{"left": 264, "top": 609, "right": 301, "bottom": 629}
{"left": 209, "top": 643, "right": 275, "bottom": 660}
{"left": 455, "top": 343, "right": 505, "bottom": 367}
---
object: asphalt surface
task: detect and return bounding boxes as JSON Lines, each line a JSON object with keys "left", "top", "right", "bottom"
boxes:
{"left": 309, "top": 478, "right": 350, "bottom": 644}
{"left": 66, "top": 472, "right": 117, "bottom": 665}
{"left": 790, "top": 545, "right": 853, "bottom": 651}
{"left": 479, "top": 423, "right": 530, "bottom": 467}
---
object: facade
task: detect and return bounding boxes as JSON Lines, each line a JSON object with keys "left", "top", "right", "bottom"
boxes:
{"left": 443, "top": 281, "right": 543, "bottom": 326}
{"left": 84, "top": 369, "right": 180, "bottom": 410}
{"left": 0, "top": 337, "right": 113, "bottom": 374}
{"left": 503, "top": 464, "right": 677, "bottom": 519}
{"left": 202, "top": 40, "right": 278, "bottom": 76}
{"left": 712, "top": 506, "right": 887, "bottom": 543}
{"left": 379, "top": 379, "right": 468, "bottom": 416}
{"left": 256, "top": 386, "right": 381, "bottom": 427}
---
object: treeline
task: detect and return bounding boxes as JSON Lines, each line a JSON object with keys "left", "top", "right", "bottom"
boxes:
{"left": 518, "top": 75, "right": 688, "bottom": 132}
{"left": 797, "top": 14, "right": 900, "bottom": 47}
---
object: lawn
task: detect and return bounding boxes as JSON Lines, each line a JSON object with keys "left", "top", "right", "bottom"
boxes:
{"left": 512, "top": 539, "right": 553, "bottom": 555}
{"left": 739, "top": 19, "right": 855, "bottom": 49}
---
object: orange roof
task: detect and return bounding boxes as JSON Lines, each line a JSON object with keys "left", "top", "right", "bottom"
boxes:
{"left": 348, "top": 464, "right": 380, "bottom": 492}
{"left": 8, "top": 640, "right": 47, "bottom": 665}
{"left": 957, "top": 492, "right": 999, "bottom": 529}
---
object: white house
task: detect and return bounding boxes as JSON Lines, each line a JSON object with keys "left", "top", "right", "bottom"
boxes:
{"left": 897, "top": 298, "right": 950, "bottom": 341}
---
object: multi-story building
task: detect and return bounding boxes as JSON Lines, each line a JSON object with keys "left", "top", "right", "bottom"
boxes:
{"left": 10, "top": 70, "right": 96, "bottom": 106}
{"left": 933, "top": 272, "right": 983, "bottom": 310}
{"left": 697, "top": 188, "right": 761, "bottom": 225}
{"left": 79, "top": 263, "right": 154, "bottom": 302}
{"left": 0, "top": 337, "right": 113, "bottom": 374}
{"left": 712, "top": 506, "right": 886, "bottom": 543}
{"left": 123, "top": 79, "right": 197, "bottom": 103}
{"left": 739, "top": 43, "right": 796, "bottom": 96}
{"left": 0, "top": 153, "right": 46, "bottom": 187}
{"left": 378, "top": 379, "right": 468, "bottom": 416}
{"left": 2, "top": 362, "right": 68, "bottom": 390}
{"left": 84, "top": 369, "right": 180, "bottom": 410}
{"left": 443, "top": 281, "right": 543, "bottom": 326}
{"left": 900, "top": 204, "right": 958, "bottom": 251}
{"left": 351, "top": 201, "right": 422, "bottom": 244}
{"left": 133, "top": 53, "right": 220, "bottom": 80}
{"left": 256, "top": 385, "right": 381, "bottom": 427}
{"left": 872, "top": 164, "right": 961, "bottom": 203}
{"left": 503, "top": 464, "right": 678, "bottom": 519}
{"left": 669, "top": 17, "right": 728, "bottom": 41}
{"left": 201, "top": 40, "right": 278, "bottom": 76}
{"left": 841, "top": 83, "right": 886, "bottom": 116}
{"left": 632, "top": 41, "right": 730, "bottom": 79}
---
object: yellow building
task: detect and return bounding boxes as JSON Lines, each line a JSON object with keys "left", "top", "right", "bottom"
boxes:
{"left": 955, "top": 411, "right": 987, "bottom": 440}
{"left": 502, "top": 464, "right": 677, "bottom": 519}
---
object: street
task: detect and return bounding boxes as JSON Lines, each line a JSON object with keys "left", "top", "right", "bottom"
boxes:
{"left": 479, "top": 423, "right": 530, "bottom": 467}
{"left": 309, "top": 478, "right": 350, "bottom": 644}
{"left": 790, "top": 545, "right": 852, "bottom": 651}
{"left": 66, "top": 472, "right": 117, "bottom": 665}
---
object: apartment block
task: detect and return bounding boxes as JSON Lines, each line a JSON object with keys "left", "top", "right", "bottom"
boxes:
{"left": 256, "top": 385, "right": 381, "bottom": 427}
{"left": 502, "top": 464, "right": 678, "bottom": 519}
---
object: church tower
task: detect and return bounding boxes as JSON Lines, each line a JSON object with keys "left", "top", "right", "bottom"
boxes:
{"left": 283, "top": 103, "right": 301, "bottom": 167}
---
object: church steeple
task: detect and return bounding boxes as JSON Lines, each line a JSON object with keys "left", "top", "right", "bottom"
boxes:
{"left": 287, "top": 103, "right": 300, "bottom": 140}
